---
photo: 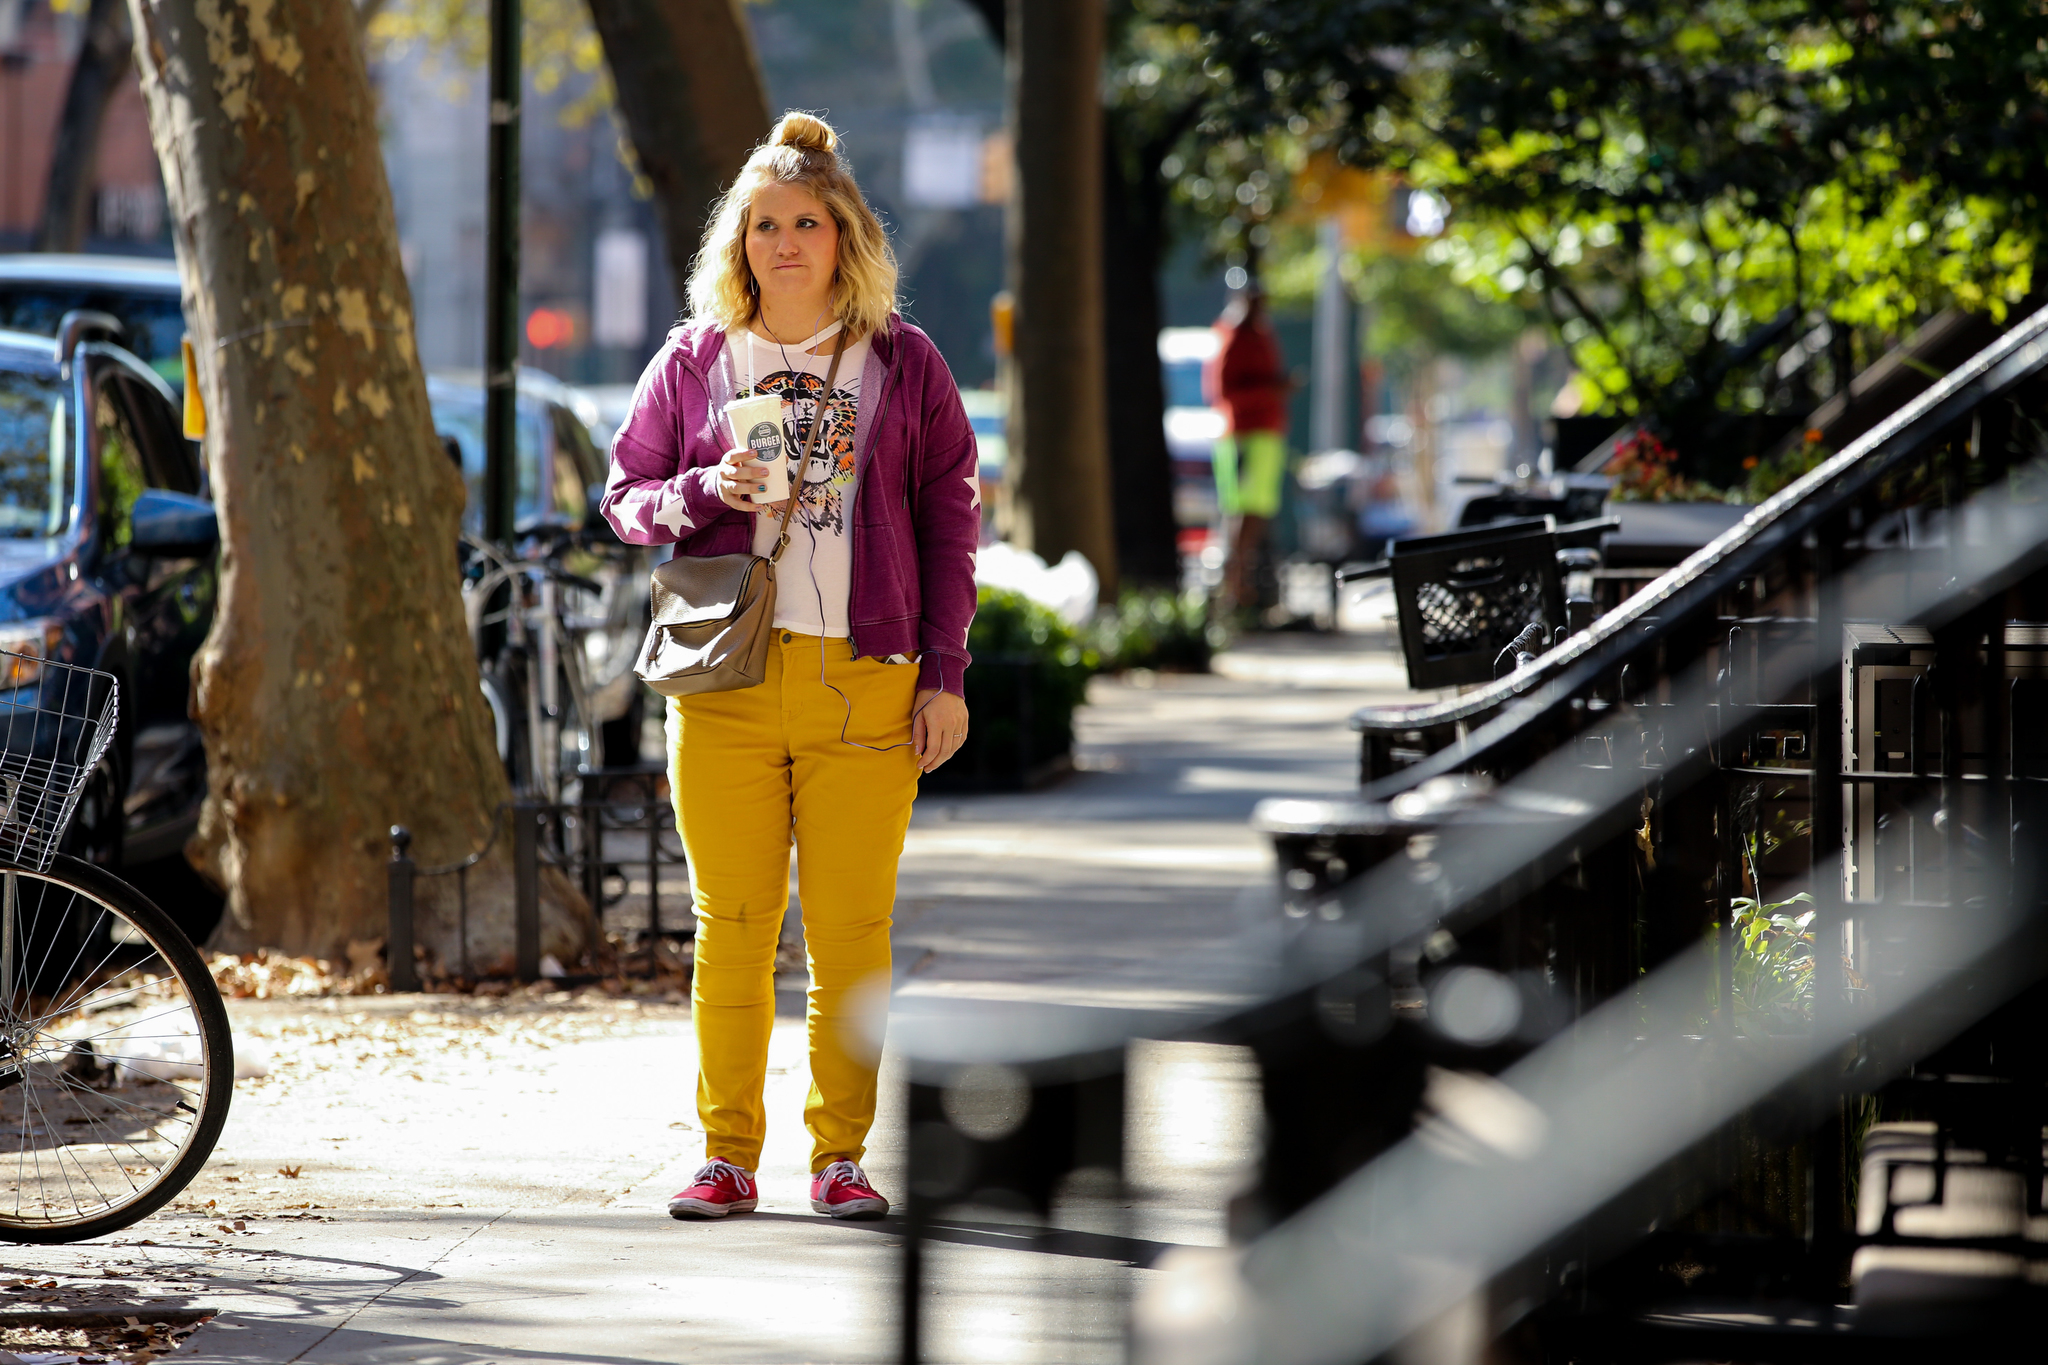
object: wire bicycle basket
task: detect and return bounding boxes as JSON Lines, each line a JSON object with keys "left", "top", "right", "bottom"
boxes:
{"left": 0, "top": 649, "right": 119, "bottom": 872}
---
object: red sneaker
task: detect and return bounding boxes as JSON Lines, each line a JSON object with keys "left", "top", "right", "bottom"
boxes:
{"left": 668, "top": 1160, "right": 758, "bottom": 1219}
{"left": 810, "top": 1160, "right": 889, "bottom": 1219}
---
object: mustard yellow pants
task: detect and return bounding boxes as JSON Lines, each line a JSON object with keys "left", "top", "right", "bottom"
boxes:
{"left": 667, "top": 631, "right": 920, "bottom": 1173}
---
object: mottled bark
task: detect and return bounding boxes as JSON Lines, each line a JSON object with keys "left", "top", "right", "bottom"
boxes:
{"left": 351, "top": 0, "right": 390, "bottom": 41}
{"left": 34, "top": 0, "right": 132, "bottom": 253}
{"left": 584, "top": 0, "right": 769, "bottom": 292}
{"left": 1006, "top": 0, "right": 1118, "bottom": 593}
{"left": 125, "top": 0, "right": 593, "bottom": 966}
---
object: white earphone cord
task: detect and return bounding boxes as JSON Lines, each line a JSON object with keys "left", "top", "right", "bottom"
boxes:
{"left": 749, "top": 321, "right": 937, "bottom": 754}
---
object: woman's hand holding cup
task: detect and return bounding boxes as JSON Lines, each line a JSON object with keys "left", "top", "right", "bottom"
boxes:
{"left": 716, "top": 447, "right": 786, "bottom": 515}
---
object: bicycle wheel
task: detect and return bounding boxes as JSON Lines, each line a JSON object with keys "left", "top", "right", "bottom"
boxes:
{"left": 0, "top": 855, "right": 231, "bottom": 1243}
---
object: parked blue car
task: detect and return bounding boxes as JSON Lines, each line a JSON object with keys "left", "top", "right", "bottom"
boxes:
{"left": 0, "top": 315, "right": 219, "bottom": 879}
{"left": 0, "top": 254, "right": 652, "bottom": 804}
{"left": 0, "top": 255, "right": 188, "bottom": 390}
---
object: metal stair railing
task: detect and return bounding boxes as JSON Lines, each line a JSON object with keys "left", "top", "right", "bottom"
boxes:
{"left": 887, "top": 301, "right": 2048, "bottom": 1364}
{"left": 1352, "top": 299, "right": 2048, "bottom": 788}
{"left": 1213, "top": 306, "right": 2048, "bottom": 1359}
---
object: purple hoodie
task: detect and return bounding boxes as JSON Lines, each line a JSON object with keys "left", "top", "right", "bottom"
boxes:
{"left": 601, "top": 317, "right": 979, "bottom": 695}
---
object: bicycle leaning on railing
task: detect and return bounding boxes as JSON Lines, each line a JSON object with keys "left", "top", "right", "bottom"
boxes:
{"left": 461, "top": 530, "right": 649, "bottom": 802}
{"left": 0, "top": 649, "right": 231, "bottom": 1243}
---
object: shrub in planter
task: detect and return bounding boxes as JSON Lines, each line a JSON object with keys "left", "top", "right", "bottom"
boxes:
{"left": 924, "top": 588, "right": 1099, "bottom": 792}
{"left": 1091, "top": 588, "right": 1222, "bottom": 672}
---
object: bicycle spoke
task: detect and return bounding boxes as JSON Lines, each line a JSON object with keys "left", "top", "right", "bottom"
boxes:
{"left": 35, "top": 903, "right": 123, "bottom": 1024}
{"left": 19, "top": 1083, "right": 56, "bottom": 1219}
{"left": 19, "top": 1076, "right": 92, "bottom": 1218}
{"left": 24, "top": 971, "right": 182, "bottom": 1032}
{"left": 42, "top": 1070, "right": 173, "bottom": 1189}
{"left": 40, "top": 1079, "right": 194, "bottom": 1133}
{"left": 33, "top": 916, "right": 173, "bottom": 1027}
{"left": 36, "top": 1032, "right": 202, "bottom": 1054}
{"left": 42, "top": 1098, "right": 119, "bottom": 1215}
{"left": 12, "top": 1077, "right": 28, "bottom": 1219}
{"left": 0, "top": 856, "right": 228, "bottom": 1238}
{"left": 1, "top": 1063, "right": 194, "bottom": 1219}
{"left": 53, "top": 1000, "right": 204, "bottom": 1049}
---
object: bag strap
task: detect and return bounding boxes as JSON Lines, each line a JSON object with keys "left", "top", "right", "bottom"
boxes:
{"left": 769, "top": 327, "right": 850, "bottom": 565}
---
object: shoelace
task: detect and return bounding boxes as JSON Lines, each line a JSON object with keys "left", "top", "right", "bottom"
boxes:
{"left": 817, "top": 1160, "right": 870, "bottom": 1190}
{"left": 693, "top": 1158, "right": 752, "bottom": 1189}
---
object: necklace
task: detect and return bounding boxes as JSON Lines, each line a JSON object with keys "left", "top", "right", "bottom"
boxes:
{"left": 743, "top": 314, "right": 845, "bottom": 530}
{"left": 744, "top": 316, "right": 843, "bottom": 391}
{"left": 757, "top": 299, "right": 836, "bottom": 370}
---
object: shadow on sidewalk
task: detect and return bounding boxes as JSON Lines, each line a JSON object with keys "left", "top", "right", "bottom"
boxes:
{"left": 193, "top": 1318, "right": 683, "bottom": 1365}
{"left": 743, "top": 1209, "right": 1194, "bottom": 1268}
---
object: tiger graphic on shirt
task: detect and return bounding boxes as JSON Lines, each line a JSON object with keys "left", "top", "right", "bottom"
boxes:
{"left": 740, "top": 368, "right": 859, "bottom": 537}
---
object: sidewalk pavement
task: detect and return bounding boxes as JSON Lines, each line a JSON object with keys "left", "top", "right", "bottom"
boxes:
{"left": 0, "top": 631, "right": 1410, "bottom": 1365}
{"left": 889, "top": 628, "right": 1433, "bottom": 1014}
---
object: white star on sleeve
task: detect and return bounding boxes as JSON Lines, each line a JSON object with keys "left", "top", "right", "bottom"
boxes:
{"left": 652, "top": 492, "right": 696, "bottom": 536}
{"left": 624, "top": 497, "right": 653, "bottom": 533}
{"left": 964, "top": 473, "right": 982, "bottom": 511}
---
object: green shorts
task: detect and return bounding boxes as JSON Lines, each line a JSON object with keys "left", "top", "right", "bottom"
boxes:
{"left": 1213, "top": 431, "right": 1287, "bottom": 518}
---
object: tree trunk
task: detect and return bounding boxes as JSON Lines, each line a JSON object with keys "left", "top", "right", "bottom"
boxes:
{"left": 125, "top": 0, "right": 594, "bottom": 968}
{"left": 1007, "top": 0, "right": 1117, "bottom": 594}
{"left": 970, "top": 0, "right": 1173, "bottom": 590}
{"left": 584, "top": 0, "right": 770, "bottom": 295}
{"left": 961, "top": 0, "right": 1002, "bottom": 44}
{"left": 1100, "top": 113, "right": 1182, "bottom": 590}
{"left": 34, "top": 0, "right": 131, "bottom": 253}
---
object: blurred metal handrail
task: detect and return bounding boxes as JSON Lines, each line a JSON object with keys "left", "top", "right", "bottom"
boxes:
{"left": 1349, "top": 297, "right": 2048, "bottom": 776}
{"left": 891, "top": 335, "right": 2048, "bottom": 1359}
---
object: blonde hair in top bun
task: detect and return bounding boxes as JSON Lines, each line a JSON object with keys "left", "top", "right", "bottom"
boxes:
{"left": 688, "top": 111, "right": 899, "bottom": 339}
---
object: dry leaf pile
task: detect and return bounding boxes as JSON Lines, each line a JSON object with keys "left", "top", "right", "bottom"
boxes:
{"left": 208, "top": 947, "right": 382, "bottom": 1000}
{"left": 209, "top": 936, "right": 700, "bottom": 1000}
{"left": 0, "top": 1268, "right": 212, "bottom": 1363}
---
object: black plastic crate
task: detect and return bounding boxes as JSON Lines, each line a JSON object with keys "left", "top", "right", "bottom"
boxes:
{"left": 1388, "top": 522, "right": 1566, "bottom": 689}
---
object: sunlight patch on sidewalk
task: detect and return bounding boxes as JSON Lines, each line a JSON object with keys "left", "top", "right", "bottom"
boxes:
{"left": 902, "top": 830, "right": 1270, "bottom": 870}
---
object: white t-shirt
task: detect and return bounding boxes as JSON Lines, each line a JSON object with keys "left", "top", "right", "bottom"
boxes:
{"left": 728, "top": 321, "right": 871, "bottom": 637}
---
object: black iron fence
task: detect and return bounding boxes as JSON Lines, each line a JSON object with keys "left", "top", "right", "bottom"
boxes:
{"left": 385, "top": 763, "right": 690, "bottom": 989}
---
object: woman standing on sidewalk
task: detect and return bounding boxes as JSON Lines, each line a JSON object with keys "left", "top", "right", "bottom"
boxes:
{"left": 600, "top": 111, "right": 979, "bottom": 1221}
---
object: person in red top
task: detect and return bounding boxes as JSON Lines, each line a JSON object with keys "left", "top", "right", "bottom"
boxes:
{"left": 1204, "top": 287, "right": 1291, "bottom": 614}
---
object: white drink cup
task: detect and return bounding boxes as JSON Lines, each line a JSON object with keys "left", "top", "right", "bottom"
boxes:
{"left": 725, "top": 394, "right": 788, "bottom": 503}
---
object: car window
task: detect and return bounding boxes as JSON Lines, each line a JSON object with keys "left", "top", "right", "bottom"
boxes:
{"left": 549, "top": 404, "right": 596, "bottom": 524}
{"left": 109, "top": 373, "right": 201, "bottom": 494}
{"left": 94, "top": 383, "right": 148, "bottom": 552}
{"left": 430, "top": 391, "right": 546, "bottom": 533}
{"left": 1162, "top": 359, "right": 1207, "bottom": 409}
{"left": 0, "top": 286, "right": 186, "bottom": 388}
{"left": 0, "top": 370, "right": 76, "bottom": 542}
{"left": 550, "top": 403, "right": 603, "bottom": 488}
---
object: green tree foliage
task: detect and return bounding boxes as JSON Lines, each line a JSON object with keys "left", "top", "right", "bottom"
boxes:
{"left": 1157, "top": 0, "right": 2046, "bottom": 449}
{"left": 1097, "top": 4, "right": 1338, "bottom": 277}
{"left": 367, "top": 0, "right": 613, "bottom": 126}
